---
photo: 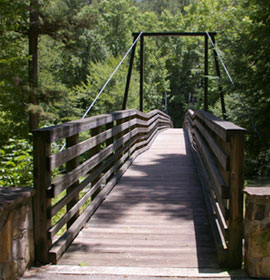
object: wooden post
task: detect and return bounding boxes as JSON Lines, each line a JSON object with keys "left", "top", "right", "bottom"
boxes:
{"left": 66, "top": 134, "right": 79, "bottom": 228}
{"left": 33, "top": 131, "right": 51, "bottom": 264}
{"left": 211, "top": 35, "right": 226, "bottom": 119}
{"left": 140, "top": 35, "right": 144, "bottom": 112}
{"left": 227, "top": 131, "right": 244, "bottom": 268}
{"left": 90, "top": 126, "right": 102, "bottom": 200}
{"left": 105, "top": 121, "right": 114, "bottom": 183}
{"left": 122, "top": 35, "right": 138, "bottom": 110}
{"left": 204, "top": 34, "right": 208, "bottom": 111}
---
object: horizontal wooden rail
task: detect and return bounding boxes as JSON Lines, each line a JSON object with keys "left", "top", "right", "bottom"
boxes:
{"left": 33, "top": 109, "right": 172, "bottom": 264}
{"left": 183, "top": 109, "right": 245, "bottom": 268}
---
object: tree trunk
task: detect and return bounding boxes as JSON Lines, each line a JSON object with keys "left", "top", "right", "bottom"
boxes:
{"left": 29, "top": 0, "right": 39, "bottom": 131}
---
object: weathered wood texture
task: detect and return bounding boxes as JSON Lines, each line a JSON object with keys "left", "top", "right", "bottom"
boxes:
{"left": 59, "top": 129, "right": 219, "bottom": 269}
{"left": 183, "top": 109, "right": 245, "bottom": 268}
{"left": 32, "top": 109, "right": 172, "bottom": 264}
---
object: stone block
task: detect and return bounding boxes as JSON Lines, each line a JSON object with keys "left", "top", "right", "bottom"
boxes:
{"left": 0, "top": 212, "right": 14, "bottom": 263}
{"left": 255, "top": 204, "right": 266, "bottom": 221}
{"left": 0, "top": 188, "right": 34, "bottom": 280}
{"left": 246, "top": 202, "right": 254, "bottom": 221}
{"left": 244, "top": 187, "right": 270, "bottom": 278}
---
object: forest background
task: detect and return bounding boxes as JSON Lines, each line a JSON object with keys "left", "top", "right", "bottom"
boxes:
{"left": 0, "top": 0, "right": 269, "bottom": 187}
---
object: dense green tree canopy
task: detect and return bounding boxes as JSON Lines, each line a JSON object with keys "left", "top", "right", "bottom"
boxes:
{"left": 0, "top": 0, "right": 270, "bottom": 187}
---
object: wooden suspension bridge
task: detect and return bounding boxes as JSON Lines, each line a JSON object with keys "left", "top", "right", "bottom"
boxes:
{"left": 33, "top": 109, "right": 245, "bottom": 271}
{"left": 31, "top": 32, "right": 245, "bottom": 277}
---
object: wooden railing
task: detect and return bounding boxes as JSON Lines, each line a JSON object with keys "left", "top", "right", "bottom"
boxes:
{"left": 33, "top": 109, "right": 172, "bottom": 264}
{"left": 184, "top": 109, "right": 245, "bottom": 268}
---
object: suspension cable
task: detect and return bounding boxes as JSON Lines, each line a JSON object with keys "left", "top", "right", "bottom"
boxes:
{"left": 206, "top": 31, "right": 234, "bottom": 86}
{"left": 82, "top": 31, "right": 143, "bottom": 119}
{"left": 60, "top": 31, "right": 143, "bottom": 152}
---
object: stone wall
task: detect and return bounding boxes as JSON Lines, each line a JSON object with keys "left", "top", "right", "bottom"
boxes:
{"left": 244, "top": 187, "right": 270, "bottom": 278}
{"left": 0, "top": 188, "right": 35, "bottom": 280}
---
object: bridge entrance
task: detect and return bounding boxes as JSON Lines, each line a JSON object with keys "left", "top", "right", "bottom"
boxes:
{"left": 33, "top": 108, "right": 244, "bottom": 270}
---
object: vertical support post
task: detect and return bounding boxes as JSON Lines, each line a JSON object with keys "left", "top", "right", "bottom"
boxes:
{"left": 227, "top": 131, "right": 244, "bottom": 268}
{"left": 140, "top": 35, "right": 144, "bottom": 112}
{"left": 90, "top": 126, "right": 102, "bottom": 200}
{"left": 212, "top": 35, "right": 226, "bottom": 120}
{"left": 33, "top": 131, "right": 51, "bottom": 264}
{"left": 122, "top": 35, "right": 138, "bottom": 110}
{"left": 66, "top": 134, "right": 79, "bottom": 228}
{"left": 204, "top": 34, "right": 208, "bottom": 111}
{"left": 105, "top": 121, "right": 114, "bottom": 183}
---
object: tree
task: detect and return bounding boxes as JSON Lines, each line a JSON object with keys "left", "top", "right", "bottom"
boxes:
{"left": 137, "top": 0, "right": 191, "bottom": 16}
{"left": 0, "top": 1, "right": 29, "bottom": 143}
{"left": 224, "top": 0, "right": 270, "bottom": 175}
{"left": 72, "top": 56, "right": 139, "bottom": 117}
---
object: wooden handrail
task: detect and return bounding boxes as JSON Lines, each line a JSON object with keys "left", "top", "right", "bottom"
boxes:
{"left": 33, "top": 109, "right": 172, "bottom": 264}
{"left": 183, "top": 109, "right": 245, "bottom": 268}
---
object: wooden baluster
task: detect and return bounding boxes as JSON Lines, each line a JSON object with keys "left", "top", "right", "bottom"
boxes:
{"left": 66, "top": 134, "right": 79, "bottom": 228}
{"left": 115, "top": 118, "right": 126, "bottom": 163}
{"left": 90, "top": 126, "right": 102, "bottom": 200}
{"left": 105, "top": 121, "right": 114, "bottom": 183}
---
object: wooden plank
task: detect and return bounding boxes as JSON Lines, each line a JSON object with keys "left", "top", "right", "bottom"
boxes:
{"left": 51, "top": 125, "right": 144, "bottom": 196}
{"left": 51, "top": 144, "right": 114, "bottom": 196}
{"left": 60, "top": 252, "right": 217, "bottom": 261}
{"left": 36, "top": 110, "right": 139, "bottom": 143}
{"left": 66, "top": 244, "right": 216, "bottom": 254}
{"left": 49, "top": 181, "right": 102, "bottom": 239}
{"left": 33, "top": 109, "right": 171, "bottom": 145}
{"left": 66, "top": 134, "right": 80, "bottom": 229}
{"left": 49, "top": 175, "right": 119, "bottom": 263}
{"left": 59, "top": 256, "right": 219, "bottom": 268}
{"left": 195, "top": 110, "right": 245, "bottom": 142}
{"left": 50, "top": 131, "right": 139, "bottom": 214}
{"left": 193, "top": 128, "right": 229, "bottom": 201}
{"left": 189, "top": 136, "right": 228, "bottom": 266}
{"left": 89, "top": 216, "right": 210, "bottom": 227}
{"left": 75, "top": 232, "right": 212, "bottom": 242}
{"left": 50, "top": 140, "right": 139, "bottom": 237}
{"left": 193, "top": 119, "right": 228, "bottom": 171}
{"left": 50, "top": 118, "right": 137, "bottom": 170}
{"left": 81, "top": 225, "right": 212, "bottom": 235}
{"left": 208, "top": 188, "right": 228, "bottom": 239}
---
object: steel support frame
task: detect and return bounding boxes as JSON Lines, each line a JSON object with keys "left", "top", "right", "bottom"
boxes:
{"left": 123, "top": 32, "right": 217, "bottom": 112}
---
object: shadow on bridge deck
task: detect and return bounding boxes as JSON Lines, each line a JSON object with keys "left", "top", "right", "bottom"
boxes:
{"left": 58, "top": 128, "right": 218, "bottom": 270}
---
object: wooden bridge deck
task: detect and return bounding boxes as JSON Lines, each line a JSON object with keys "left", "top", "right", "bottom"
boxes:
{"left": 59, "top": 128, "right": 218, "bottom": 269}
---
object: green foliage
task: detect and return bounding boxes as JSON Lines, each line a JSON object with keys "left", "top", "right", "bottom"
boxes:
{"left": 0, "top": 138, "right": 33, "bottom": 187}
{"left": 1, "top": 0, "right": 270, "bottom": 184}
{"left": 137, "top": 0, "right": 191, "bottom": 16}
{"left": 72, "top": 55, "right": 139, "bottom": 117}
{"left": 221, "top": 0, "right": 270, "bottom": 176}
{"left": 0, "top": 1, "right": 30, "bottom": 141}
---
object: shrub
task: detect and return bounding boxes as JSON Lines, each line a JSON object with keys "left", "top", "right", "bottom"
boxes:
{"left": 0, "top": 138, "right": 33, "bottom": 187}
